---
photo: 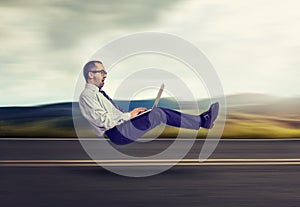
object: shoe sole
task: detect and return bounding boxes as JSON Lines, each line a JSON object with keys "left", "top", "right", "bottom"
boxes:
{"left": 208, "top": 102, "right": 219, "bottom": 129}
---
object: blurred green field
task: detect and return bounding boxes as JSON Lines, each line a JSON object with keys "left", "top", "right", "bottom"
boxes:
{"left": 221, "top": 113, "right": 300, "bottom": 138}
{"left": 1, "top": 111, "right": 300, "bottom": 139}
{"left": 0, "top": 117, "right": 77, "bottom": 138}
{"left": 1, "top": 94, "right": 300, "bottom": 138}
{"left": 143, "top": 112, "right": 300, "bottom": 139}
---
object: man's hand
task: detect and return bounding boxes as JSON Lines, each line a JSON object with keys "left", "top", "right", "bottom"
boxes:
{"left": 130, "top": 107, "right": 148, "bottom": 118}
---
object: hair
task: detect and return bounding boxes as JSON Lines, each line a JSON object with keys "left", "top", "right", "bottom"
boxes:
{"left": 83, "top": 60, "right": 103, "bottom": 82}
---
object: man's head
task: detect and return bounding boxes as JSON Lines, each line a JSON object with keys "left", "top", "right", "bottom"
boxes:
{"left": 83, "top": 60, "right": 107, "bottom": 89}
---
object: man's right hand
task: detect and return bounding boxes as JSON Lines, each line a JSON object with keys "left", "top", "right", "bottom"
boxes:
{"left": 130, "top": 107, "right": 148, "bottom": 118}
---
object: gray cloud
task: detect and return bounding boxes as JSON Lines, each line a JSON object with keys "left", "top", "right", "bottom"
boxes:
{"left": 0, "top": 0, "right": 183, "bottom": 105}
{"left": 1, "top": 0, "right": 181, "bottom": 50}
{"left": 1, "top": 0, "right": 300, "bottom": 106}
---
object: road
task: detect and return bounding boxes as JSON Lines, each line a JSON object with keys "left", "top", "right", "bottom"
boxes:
{"left": 1, "top": 138, "right": 300, "bottom": 207}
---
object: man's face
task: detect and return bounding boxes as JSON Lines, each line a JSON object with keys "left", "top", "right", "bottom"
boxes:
{"left": 90, "top": 62, "right": 107, "bottom": 88}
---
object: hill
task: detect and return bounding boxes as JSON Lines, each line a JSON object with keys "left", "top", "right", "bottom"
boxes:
{"left": 0, "top": 94, "right": 300, "bottom": 138}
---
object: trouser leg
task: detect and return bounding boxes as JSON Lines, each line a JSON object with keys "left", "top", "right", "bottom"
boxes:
{"left": 157, "top": 107, "right": 201, "bottom": 129}
{"left": 105, "top": 107, "right": 201, "bottom": 145}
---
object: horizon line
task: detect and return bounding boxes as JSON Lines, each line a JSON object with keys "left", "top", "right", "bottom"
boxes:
{"left": 0, "top": 92, "right": 300, "bottom": 107}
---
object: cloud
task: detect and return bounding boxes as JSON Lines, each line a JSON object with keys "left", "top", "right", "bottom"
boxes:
{"left": 1, "top": 0, "right": 181, "bottom": 50}
{"left": 0, "top": 0, "right": 300, "bottom": 106}
{"left": 0, "top": 0, "right": 181, "bottom": 105}
{"left": 152, "top": 0, "right": 300, "bottom": 96}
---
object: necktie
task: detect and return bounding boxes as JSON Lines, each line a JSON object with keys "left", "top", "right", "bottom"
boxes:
{"left": 99, "top": 90, "right": 125, "bottom": 112}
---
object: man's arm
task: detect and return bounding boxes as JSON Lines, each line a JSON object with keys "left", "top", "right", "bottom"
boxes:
{"left": 79, "top": 94, "right": 130, "bottom": 130}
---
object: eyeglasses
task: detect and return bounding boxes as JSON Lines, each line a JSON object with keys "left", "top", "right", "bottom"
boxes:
{"left": 90, "top": 70, "right": 107, "bottom": 75}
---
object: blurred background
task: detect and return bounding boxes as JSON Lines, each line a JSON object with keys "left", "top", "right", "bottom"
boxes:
{"left": 0, "top": 0, "right": 299, "bottom": 138}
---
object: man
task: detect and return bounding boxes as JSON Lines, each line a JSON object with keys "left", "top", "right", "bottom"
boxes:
{"left": 79, "top": 60, "right": 219, "bottom": 145}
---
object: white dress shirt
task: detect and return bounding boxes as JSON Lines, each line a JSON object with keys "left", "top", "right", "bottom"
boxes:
{"left": 79, "top": 83, "right": 131, "bottom": 136}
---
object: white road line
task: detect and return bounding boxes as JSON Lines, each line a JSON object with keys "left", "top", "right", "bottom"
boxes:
{"left": 1, "top": 159, "right": 300, "bottom": 167}
{"left": 2, "top": 162, "right": 300, "bottom": 167}
{"left": 2, "top": 158, "right": 300, "bottom": 163}
{"left": 1, "top": 138, "right": 300, "bottom": 141}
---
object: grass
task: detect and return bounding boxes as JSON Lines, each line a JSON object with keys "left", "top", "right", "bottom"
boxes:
{"left": 221, "top": 113, "right": 300, "bottom": 138}
{"left": 1, "top": 111, "right": 300, "bottom": 139}
{"left": 0, "top": 117, "right": 77, "bottom": 138}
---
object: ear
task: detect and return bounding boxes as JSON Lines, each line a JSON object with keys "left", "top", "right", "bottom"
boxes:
{"left": 88, "top": 71, "right": 94, "bottom": 79}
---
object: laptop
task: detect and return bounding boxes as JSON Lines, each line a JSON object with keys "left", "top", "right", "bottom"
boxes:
{"left": 131, "top": 83, "right": 165, "bottom": 119}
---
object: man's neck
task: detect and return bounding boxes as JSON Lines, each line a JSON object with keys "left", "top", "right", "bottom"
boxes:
{"left": 86, "top": 83, "right": 100, "bottom": 91}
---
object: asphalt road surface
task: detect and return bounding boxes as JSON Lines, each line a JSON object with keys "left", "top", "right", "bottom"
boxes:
{"left": 1, "top": 138, "right": 300, "bottom": 207}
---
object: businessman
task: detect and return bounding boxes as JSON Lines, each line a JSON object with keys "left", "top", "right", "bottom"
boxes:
{"left": 79, "top": 60, "right": 219, "bottom": 145}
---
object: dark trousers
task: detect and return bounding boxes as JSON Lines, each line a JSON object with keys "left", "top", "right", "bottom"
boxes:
{"left": 105, "top": 107, "right": 201, "bottom": 145}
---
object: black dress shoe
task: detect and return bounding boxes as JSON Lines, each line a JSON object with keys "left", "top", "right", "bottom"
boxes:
{"left": 200, "top": 102, "right": 219, "bottom": 129}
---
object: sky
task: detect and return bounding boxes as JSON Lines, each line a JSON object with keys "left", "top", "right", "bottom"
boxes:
{"left": 1, "top": 0, "right": 300, "bottom": 106}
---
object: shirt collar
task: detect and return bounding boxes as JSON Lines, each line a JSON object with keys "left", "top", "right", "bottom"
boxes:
{"left": 85, "top": 83, "right": 99, "bottom": 92}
